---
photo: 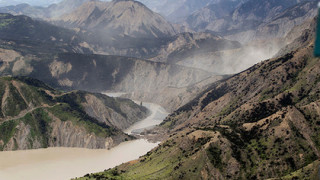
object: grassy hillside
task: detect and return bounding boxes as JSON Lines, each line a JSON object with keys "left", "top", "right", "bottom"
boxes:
{"left": 77, "top": 24, "right": 320, "bottom": 180}
{"left": 0, "top": 76, "right": 147, "bottom": 151}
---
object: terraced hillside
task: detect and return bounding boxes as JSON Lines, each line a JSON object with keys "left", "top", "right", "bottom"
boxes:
{"left": 0, "top": 76, "right": 148, "bottom": 151}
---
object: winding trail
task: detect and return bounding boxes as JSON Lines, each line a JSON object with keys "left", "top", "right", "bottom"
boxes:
{"left": 0, "top": 92, "right": 168, "bottom": 180}
{"left": 0, "top": 104, "right": 58, "bottom": 125}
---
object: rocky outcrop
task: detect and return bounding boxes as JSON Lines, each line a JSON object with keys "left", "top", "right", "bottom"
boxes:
{"left": 112, "top": 59, "right": 212, "bottom": 92}
{"left": 123, "top": 75, "right": 224, "bottom": 112}
{"left": 3, "top": 122, "right": 42, "bottom": 151}
{"left": 83, "top": 94, "right": 148, "bottom": 130}
{"left": 49, "top": 116, "right": 113, "bottom": 149}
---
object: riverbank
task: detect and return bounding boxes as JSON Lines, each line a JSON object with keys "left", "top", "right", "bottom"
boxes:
{"left": 0, "top": 92, "right": 168, "bottom": 180}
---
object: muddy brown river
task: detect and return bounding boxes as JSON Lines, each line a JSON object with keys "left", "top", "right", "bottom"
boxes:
{"left": 0, "top": 92, "right": 168, "bottom": 180}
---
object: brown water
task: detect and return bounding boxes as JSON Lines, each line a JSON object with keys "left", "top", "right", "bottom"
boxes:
{"left": 0, "top": 92, "right": 167, "bottom": 180}
{"left": 0, "top": 140, "right": 158, "bottom": 180}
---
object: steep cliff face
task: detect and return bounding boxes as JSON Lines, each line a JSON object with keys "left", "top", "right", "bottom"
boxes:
{"left": 81, "top": 20, "right": 320, "bottom": 179}
{"left": 0, "top": 49, "right": 213, "bottom": 111}
{"left": 122, "top": 75, "right": 224, "bottom": 112}
{"left": 149, "top": 32, "right": 241, "bottom": 64}
{"left": 82, "top": 93, "right": 148, "bottom": 130}
{"left": 0, "top": 77, "right": 148, "bottom": 151}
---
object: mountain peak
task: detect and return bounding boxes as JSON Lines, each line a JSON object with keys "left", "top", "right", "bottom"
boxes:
{"left": 59, "top": 0, "right": 176, "bottom": 38}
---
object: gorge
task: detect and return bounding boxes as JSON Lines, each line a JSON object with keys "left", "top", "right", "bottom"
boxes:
{"left": 0, "top": 92, "right": 168, "bottom": 180}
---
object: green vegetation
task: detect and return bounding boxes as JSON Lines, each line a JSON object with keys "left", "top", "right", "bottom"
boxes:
{"left": 0, "top": 76, "right": 140, "bottom": 151}
{"left": 0, "top": 120, "right": 18, "bottom": 150}
{"left": 0, "top": 17, "right": 15, "bottom": 29}
{"left": 20, "top": 108, "right": 52, "bottom": 148}
{"left": 75, "top": 135, "right": 208, "bottom": 180}
{"left": 4, "top": 83, "right": 28, "bottom": 116}
{"left": 80, "top": 43, "right": 320, "bottom": 179}
{"left": 48, "top": 103, "right": 115, "bottom": 137}
{"left": 207, "top": 144, "right": 223, "bottom": 171}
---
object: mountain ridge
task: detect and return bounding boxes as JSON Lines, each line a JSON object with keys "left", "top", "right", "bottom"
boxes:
{"left": 0, "top": 76, "right": 148, "bottom": 151}
{"left": 77, "top": 13, "right": 320, "bottom": 179}
{"left": 56, "top": 0, "right": 177, "bottom": 39}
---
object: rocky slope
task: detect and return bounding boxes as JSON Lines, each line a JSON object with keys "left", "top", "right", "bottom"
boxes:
{"left": 137, "top": 0, "right": 245, "bottom": 23}
{"left": 184, "top": 0, "right": 245, "bottom": 31}
{"left": 0, "top": 12, "right": 218, "bottom": 112}
{"left": 0, "top": 76, "right": 148, "bottom": 151}
{"left": 0, "top": 13, "right": 92, "bottom": 54}
{"left": 225, "top": 1, "right": 318, "bottom": 43}
{"left": 57, "top": 0, "right": 176, "bottom": 39}
{"left": 149, "top": 32, "right": 241, "bottom": 64}
{"left": 49, "top": 0, "right": 182, "bottom": 58}
{"left": 0, "top": 43, "right": 213, "bottom": 111}
{"left": 79, "top": 16, "right": 320, "bottom": 179}
{"left": 148, "top": 32, "right": 281, "bottom": 74}
{"left": 185, "top": 0, "right": 317, "bottom": 44}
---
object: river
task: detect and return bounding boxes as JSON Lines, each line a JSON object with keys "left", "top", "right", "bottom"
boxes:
{"left": 0, "top": 92, "right": 168, "bottom": 180}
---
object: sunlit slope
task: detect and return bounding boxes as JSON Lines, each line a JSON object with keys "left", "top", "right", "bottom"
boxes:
{"left": 79, "top": 20, "right": 320, "bottom": 180}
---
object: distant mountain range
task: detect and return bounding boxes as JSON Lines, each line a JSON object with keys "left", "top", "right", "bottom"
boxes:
{"left": 0, "top": 0, "right": 89, "bottom": 18}
{"left": 0, "top": 0, "right": 63, "bottom": 7}
{"left": 184, "top": 0, "right": 318, "bottom": 43}
{"left": 137, "top": 0, "right": 247, "bottom": 23}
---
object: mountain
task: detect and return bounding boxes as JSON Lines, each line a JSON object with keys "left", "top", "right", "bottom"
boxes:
{"left": 0, "top": 33, "right": 214, "bottom": 112}
{"left": 0, "top": 76, "right": 148, "bottom": 151}
{"left": 149, "top": 32, "right": 244, "bottom": 73}
{"left": 0, "top": 13, "right": 92, "bottom": 54}
{"left": 254, "top": 1, "right": 318, "bottom": 40}
{"left": 150, "top": 32, "right": 241, "bottom": 64}
{"left": 0, "top": 12, "right": 218, "bottom": 112}
{"left": 0, "top": 4, "right": 47, "bottom": 18}
{"left": 185, "top": 0, "right": 317, "bottom": 43}
{"left": 225, "top": 1, "right": 318, "bottom": 43}
{"left": 46, "top": 0, "right": 89, "bottom": 18}
{"left": 0, "top": 0, "right": 89, "bottom": 19}
{"left": 148, "top": 32, "right": 283, "bottom": 74}
{"left": 57, "top": 0, "right": 177, "bottom": 39}
{"left": 184, "top": 0, "right": 244, "bottom": 31}
{"left": 0, "top": 0, "right": 61, "bottom": 7}
{"left": 0, "top": 0, "right": 20, "bottom": 7}
{"left": 137, "top": 0, "right": 246, "bottom": 23}
{"left": 78, "top": 15, "right": 320, "bottom": 180}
